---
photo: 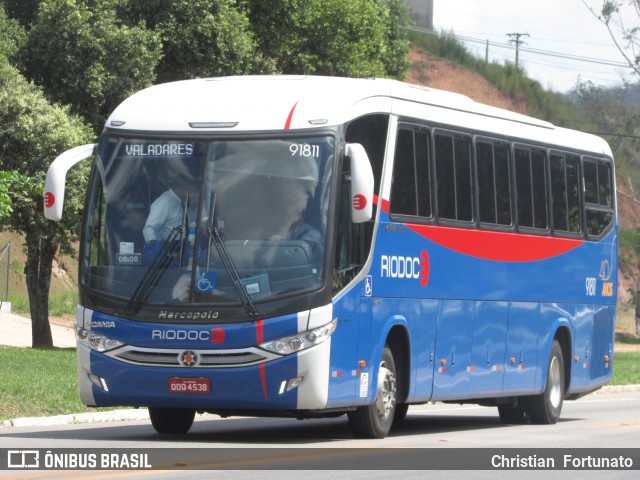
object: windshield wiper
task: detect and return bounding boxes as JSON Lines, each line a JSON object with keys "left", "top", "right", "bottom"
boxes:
{"left": 125, "top": 226, "right": 184, "bottom": 314}
{"left": 126, "top": 194, "right": 190, "bottom": 314}
{"left": 206, "top": 193, "right": 261, "bottom": 318}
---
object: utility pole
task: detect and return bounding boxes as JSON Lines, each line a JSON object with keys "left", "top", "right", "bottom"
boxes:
{"left": 506, "top": 32, "right": 529, "bottom": 68}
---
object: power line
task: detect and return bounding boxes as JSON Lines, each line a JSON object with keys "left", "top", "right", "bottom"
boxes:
{"left": 507, "top": 32, "right": 529, "bottom": 68}
{"left": 409, "top": 26, "right": 632, "bottom": 69}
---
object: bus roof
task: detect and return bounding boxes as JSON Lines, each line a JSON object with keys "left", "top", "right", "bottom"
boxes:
{"left": 105, "top": 75, "right": 611, "bottom": 156}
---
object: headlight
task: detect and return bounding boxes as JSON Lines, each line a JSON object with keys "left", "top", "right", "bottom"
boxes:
{"left": 260, "top": 320, "right": 337, "bottom": 355}
{"left": 76, "top": 326, "right": 124, "bottom": 352}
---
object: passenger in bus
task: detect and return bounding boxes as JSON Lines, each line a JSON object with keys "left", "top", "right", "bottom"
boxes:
{"left": 267, "top": 182, "right": 322, "bottom": 256}
{"left": 142, "top": 173, "right": 197, "bottom": 262}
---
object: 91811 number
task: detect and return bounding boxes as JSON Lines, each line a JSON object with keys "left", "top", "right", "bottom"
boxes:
{"left": 289, "top": 144, "right": 319, "bottom": 158}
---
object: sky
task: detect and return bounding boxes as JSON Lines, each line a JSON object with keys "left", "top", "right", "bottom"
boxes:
{"left": 432, "top": 0, "right": 638, "bottom": 92}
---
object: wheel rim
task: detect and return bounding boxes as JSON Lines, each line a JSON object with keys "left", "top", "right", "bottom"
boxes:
{"left": 548, "top": 356, "right": 562, "bottom": 409}
{"left": 375, "top": 360, "right": 396, "bottom": 421}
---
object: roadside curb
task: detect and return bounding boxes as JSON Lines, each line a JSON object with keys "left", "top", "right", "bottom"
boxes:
{"left": 3, "top": 385, "right": 638, "bottom": 428}
{"left": 594, "top": 384, "right": 640, "bottom": 394}
{"left": 2, "top": 409, "right": 150, "bottom": 428}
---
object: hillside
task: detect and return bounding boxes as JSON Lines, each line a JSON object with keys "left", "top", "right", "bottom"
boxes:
{"left": 406, "top": 47, "right": 527, "bottom": 114}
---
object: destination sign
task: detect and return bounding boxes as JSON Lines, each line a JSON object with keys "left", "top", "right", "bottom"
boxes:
{"left": 124, "top": 143, "right": 194, "bottom": 157}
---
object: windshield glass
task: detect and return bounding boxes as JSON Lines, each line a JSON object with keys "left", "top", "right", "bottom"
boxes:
{"left": 81, "top": 135, "right": 334, "bottom": 310}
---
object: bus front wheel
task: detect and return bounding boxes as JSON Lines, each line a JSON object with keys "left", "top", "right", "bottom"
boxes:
{"left": 525, "top": 340, "right": 565, "bottom": 424}
{"left": 348, "top": 345, "right": 397, "bottom": 439}
{"left": 149, "top": 407, "right": 196, "bottom": 434}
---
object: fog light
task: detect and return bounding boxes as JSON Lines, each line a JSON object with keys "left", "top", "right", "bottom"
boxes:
{"left": 286, "top": 376, "right": 303, "bottom": 391}
{"left": 278, "top": 376, "right": 304, "bottom": 395}
{"left": 89, "top": 373, "right": 109, "bottom": 392}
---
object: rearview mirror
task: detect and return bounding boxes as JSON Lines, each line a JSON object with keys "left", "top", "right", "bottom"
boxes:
{"left": 44, "top": 144, "right": 96, "bottom": 221}
{"left": 345, "top": 143, "right": 374, "bottom": 224}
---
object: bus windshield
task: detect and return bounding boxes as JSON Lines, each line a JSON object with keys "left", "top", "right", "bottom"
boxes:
{"left": 81, "top": 135, "right": 334, "bottom": 311}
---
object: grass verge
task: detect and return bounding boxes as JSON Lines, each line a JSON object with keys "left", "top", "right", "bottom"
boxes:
{"left": 611, "top": 351, "right": 640, "bottom": 386}
{"left": 0, "top": 346, "right": 638, "bottom": 422}
{"left": 0, "top": 347, "right": 88, "bottom": 421}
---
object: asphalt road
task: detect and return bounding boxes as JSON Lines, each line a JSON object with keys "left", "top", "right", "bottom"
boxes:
{"left": 0, "top": 391, "right": 638, "bottom": 479}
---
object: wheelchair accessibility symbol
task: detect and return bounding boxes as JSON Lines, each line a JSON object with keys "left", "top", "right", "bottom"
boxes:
{"left": 195, "top": 271, "right": 217, "bottom": 293}
{"left": 365, "top": 275, "right": 373, "bottom": 297}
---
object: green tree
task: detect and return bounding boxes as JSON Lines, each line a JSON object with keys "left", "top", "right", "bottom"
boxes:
{"left": 0, "top": 6, "right": 26, "bottom": 219}
{"left": 0, "top": 171, "right": 18, "bottom": 220}
{"left": 241, "top": 0, "right": 411, "bottom": 78}
{"left": 1, "top": 0, "right": 41, "bottom": 27}
{"left": 571, "top": 80, "right": 640, "bottom": 186}
{"left": 120, "top": 0, "right": 256, "bottom": 82}
{"left": 21, "top": 0, "right": 162, "bottom": 131}
{"left": 584, "top": 0, "right": 640, "bottom": 75}
{"left": 379, "top": 0, "right": 412, "bottom": 79}
{"left": 0, "top": 60, "right": 93, "bottom": 347}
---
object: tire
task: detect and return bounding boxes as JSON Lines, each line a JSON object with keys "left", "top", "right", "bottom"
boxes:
{"left": 525, "top": 340, "right": 565, "bottom": 424}
{"left": 498, "top": 401, "right": 528, "bottom": 424}
{"left": 149, "top": 407, "right": 196, "bottom": 434}
{"left": 393, "top": 403, "right": 410, "bottom": 427}
{"left": 348, "top": 345, "right": 398, "bottom": 439}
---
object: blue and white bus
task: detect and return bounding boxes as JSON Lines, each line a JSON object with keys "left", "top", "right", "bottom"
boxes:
{"left": 45, "top": 76, "right": 617, "bottom": 438}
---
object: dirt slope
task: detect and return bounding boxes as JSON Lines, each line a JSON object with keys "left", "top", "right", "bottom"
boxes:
{"left": 406, "top": 47, "right": 527, "bottom": 113}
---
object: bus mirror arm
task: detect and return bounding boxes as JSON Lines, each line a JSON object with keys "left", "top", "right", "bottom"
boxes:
{"left": 345, "top": 143, "right": 374, "bottom": 224}
{"left": 44, "top": 144, "right": 97, "bottom": 221}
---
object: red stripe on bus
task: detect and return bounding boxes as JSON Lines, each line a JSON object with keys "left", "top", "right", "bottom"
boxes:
{"left": 409, "top": 224, "right": 583, "bottom": 262}
{"left": 256, "top": 320, "right": 268, "bottom": 399}
{"left": 259, "top": 364, "right": 269, "bottom": 400}
{"left": 256, "top": 319, "right": 264, "bottom": 344}
{"left": 375, "top": 196, "right": 583, "bottom": 262}
{"left": 284, "top": 101, "right": 299, "bottom": 130}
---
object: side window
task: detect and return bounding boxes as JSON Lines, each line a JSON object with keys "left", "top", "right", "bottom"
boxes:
{"left": 515, "top": 146, "right": 548, "bottom": 230}
{"left": 333, "top": 157, "right": 365, "bottom": 295}
{"left": 584, "top": 157, "right": 614, "bottom": 238}
{"left": 335, "top": 114, "right": 390, "bottom": 295}
{"left": 550, "top": 152, "right": 581, "bottom": 234}
{"left": 476, "top": 139, "right": 511, "bottom": 226}
{"left": 345, "top": 114, "right": 389, "bottom": 195}
{"left": 390, "top": 125, "right": 431, "bottom": 218}
{"left": 435, "top": 132, "right": 473, "bottom": 222}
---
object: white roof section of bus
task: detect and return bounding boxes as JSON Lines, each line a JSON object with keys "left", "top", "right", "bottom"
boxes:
{"left": 105, "top": 75, "right": 611, "bottom": 156}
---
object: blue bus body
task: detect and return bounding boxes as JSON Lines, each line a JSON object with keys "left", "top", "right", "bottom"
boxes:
{"left": 45, "top": 76, "right": 617, "bottom": 438}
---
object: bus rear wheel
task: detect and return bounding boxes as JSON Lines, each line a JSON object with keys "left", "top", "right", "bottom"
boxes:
{"left": 149, "top": 407, "right": 196, "bottom": 434}
{"left": 525, "top": 340, "right": 565, "bottom": 424}
{"left": 348, "top": 345, "right": 397, "bottom": 439}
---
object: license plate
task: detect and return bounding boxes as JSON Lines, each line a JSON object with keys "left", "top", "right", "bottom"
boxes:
{"left": 168, "top": 377, "right": 210, "bottom": 394}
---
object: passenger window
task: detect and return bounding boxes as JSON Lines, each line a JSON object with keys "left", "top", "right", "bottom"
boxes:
{"left": 390, "top": 126, "right": 431, "bottom": 218}
{"left": 515, "top": 147, "right": 548, "bottom": 230}
{"left": 391, "top": 128, "right": 418, "bottom": 216}
{"left": 476, "top": 140, "right": 511, "bottom": 226}
{"left": 550, "top": 152, "right": 581, "bottom": 234}
{"left": 436, "top": 133, "right": 472, "bottom": 222}
{"left": 584, "top": 157, "right": 614, "bottom": 238}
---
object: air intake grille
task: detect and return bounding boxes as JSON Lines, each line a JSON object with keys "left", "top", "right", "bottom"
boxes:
{"left": 107, "top": 346, "right": 279, "bottom": 368}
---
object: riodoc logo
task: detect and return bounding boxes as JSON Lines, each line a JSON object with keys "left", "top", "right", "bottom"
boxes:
{"left": 380, "top": 250, "right": 429, "bottom": 287}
